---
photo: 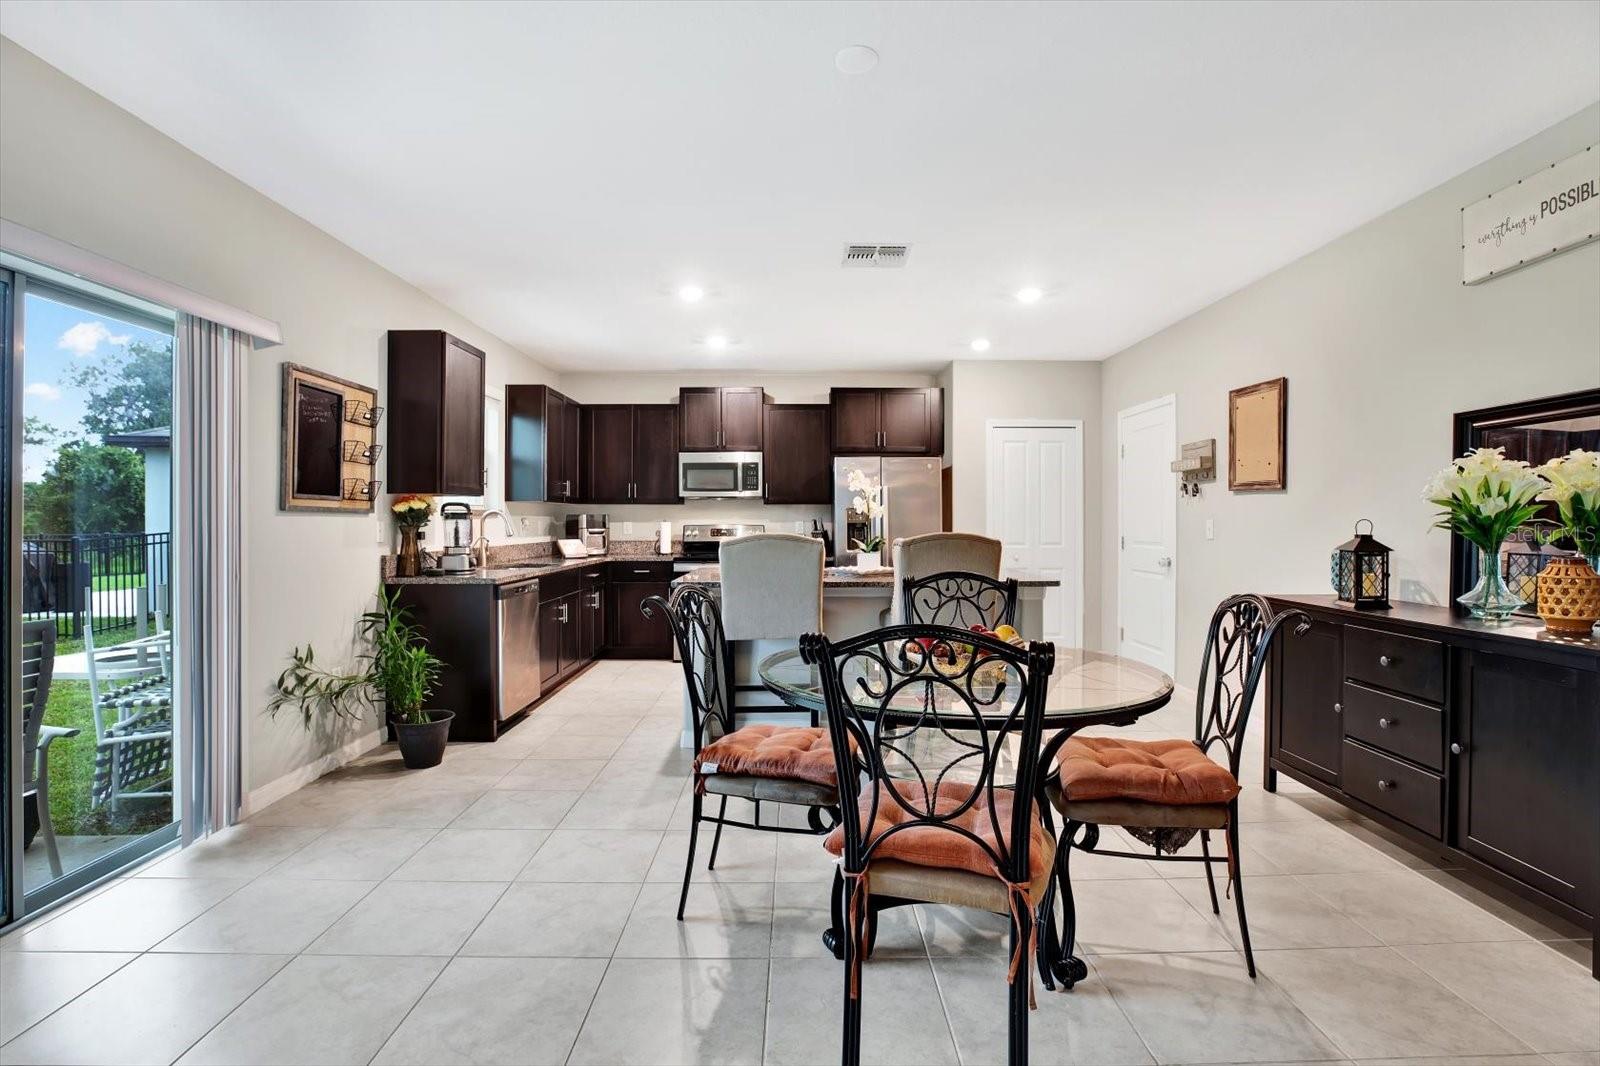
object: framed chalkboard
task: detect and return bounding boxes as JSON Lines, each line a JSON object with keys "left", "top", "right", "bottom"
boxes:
{"left": 280, "top": 363, "right": 380, "bottom": 513}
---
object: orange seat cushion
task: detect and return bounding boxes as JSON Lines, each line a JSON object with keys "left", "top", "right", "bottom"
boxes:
{"left": 1056, "top": 736, "right": 1240, "bottom": 805}
{"left": 824, "top": 780, "right": 1052, "bottom": 882}
{"left": 696, "top": 725, "right": 838, "bottom": 788}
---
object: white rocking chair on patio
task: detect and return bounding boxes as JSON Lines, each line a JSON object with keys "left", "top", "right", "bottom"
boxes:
{"left": 82, "top": 594, "right": 174, "bottom": 815}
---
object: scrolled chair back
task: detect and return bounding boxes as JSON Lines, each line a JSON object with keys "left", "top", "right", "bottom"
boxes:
{"left": 1194, "top": 593, "right": 1311, "bottom": 777}
{"left": 901, "top": 571, "right": 1020, "bottom": 631}
{"left": 642, "top": 584, "right": 734, "bottom": 747}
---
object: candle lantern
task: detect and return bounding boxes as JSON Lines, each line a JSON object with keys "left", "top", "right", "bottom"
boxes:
{"left": 1502, "top": 542, "right": 1550, "bottom": 610}
{"left": 1332, "top": 519, "right": 1391, "bottom": 610}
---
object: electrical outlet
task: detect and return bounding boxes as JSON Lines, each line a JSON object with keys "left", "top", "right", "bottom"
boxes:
{"left": 376, "top": 519, "right": 386, "bottom": 544}
{"left": 623, "top": 521, "right": 633, "bottom": 535}
{"left": 1205, "top": 518, "right": 1215, "bottom": 541}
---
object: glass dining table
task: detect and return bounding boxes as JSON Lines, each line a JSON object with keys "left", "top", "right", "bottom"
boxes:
{"left": 758, "top": 644, "right": 1176, "bottom": 985}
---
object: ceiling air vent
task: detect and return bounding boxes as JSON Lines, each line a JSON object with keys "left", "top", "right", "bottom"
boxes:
{"left": 842, "top": 244, "right": 909, "bottom": 268}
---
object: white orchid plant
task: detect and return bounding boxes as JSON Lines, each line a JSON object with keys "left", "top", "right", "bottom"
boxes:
{"left": 1537, "top": 449, "right": 1600, "bottom": 561}
{"left": 1422, "top": 447, "right": 1547, "bottom": 553}
{"left": 845, "top": 467, "right": 886, "bottom": 552}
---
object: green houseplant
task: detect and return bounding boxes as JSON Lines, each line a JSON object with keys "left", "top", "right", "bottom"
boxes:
{"left": 269, "top": 586, "right": 452, "bottom": 768}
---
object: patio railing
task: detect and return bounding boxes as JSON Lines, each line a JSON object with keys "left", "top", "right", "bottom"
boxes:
{"left": 21, "top": 531, "right": 171, "bottom": 640}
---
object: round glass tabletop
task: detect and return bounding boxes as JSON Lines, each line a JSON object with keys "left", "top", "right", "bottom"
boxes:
{"left": 758, "top": 645, "right": 1175, "bottom": 730}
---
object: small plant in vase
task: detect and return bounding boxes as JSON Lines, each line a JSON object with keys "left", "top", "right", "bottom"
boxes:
{"left": 1423, "top": 447, "right": 1547, "bottom": 621}
{"left": 269, "top": 586, "right": 452, "bottom": 768}
{"left": 391, "top": 494, "right": 434, "bottom": 577}
{"left": 1534, "top": 449, "right": 1600, "bottom": 635}
{"left": 845, "top": 466, "right": 886, "bottom": 569}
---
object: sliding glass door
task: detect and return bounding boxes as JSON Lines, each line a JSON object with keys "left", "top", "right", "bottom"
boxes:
{"left": 3, "top": 267, "right": 181, "bottom": 921}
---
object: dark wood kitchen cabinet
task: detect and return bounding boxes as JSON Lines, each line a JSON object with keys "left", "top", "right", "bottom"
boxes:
{"left": 506, "top": 384, "right": 581, "bottom": 502}
{"left": 607, "top": 561, "right": 674, "bottom": 658}
{"left": 583, "top": 404, "right": 681, "bottom": 503}
{"left": 763, "top": 404, "right": 832, "bottom": 504}
{"left": 829, "top": 387, "right": 943, "bottom": 456}
{"left": 537, "top": 569, "right": 585, "bottom": 687}
{"left": 1266, "top": 595, "right": 1600, "bottom": 977}
{"left": 679, "top": 387, "right": 766, "bottom": 451}
{"left": 579, "top": 565, "right": 609, "bottom": 662}
{"left": 386, "top": 331, "right": 485, "bottom": 494}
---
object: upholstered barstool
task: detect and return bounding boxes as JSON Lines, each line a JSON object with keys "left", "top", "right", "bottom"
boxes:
{"left": 718, "top": 532, "right": 825, "bottom": 723}
{"left": 890, "top": 532, "right": 1004, "bottom": 622}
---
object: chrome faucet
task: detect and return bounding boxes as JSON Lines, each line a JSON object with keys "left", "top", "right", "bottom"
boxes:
{"left": 474, "top": 508, "right": 518, "bottom": 567}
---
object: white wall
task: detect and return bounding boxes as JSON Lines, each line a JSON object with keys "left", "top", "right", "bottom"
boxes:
{"left": 0, "top": 38, "right": 560, "bottom": 802}
{"left": 556, "top": 370, "right": 939, "bottom": 538}
{"left": 1100, "top": 103, "right": 1600, "bottom": 673}
{"left": 944, "top": 360, "right": 1103, "bottom": 649}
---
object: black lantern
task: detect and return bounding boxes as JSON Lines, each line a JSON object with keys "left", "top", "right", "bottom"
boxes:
{"left": 1332, "top": 519, "right": 1391, "bottom": 610}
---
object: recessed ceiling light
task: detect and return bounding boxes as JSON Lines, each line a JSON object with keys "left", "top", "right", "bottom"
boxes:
{"left": 704, "top": 334, "right": 730, "bottom": 351}
{"left": 1015, "top": 286, "right": 1043, "bottom": 305}
{"left": 835, "top": 45, "right": 879, "bottom": 75}
{"left": 970, "top": 338, "right": 991, "bottom": 352}
{"left": 677, "top": 284, "right": 705, "bottom": 304}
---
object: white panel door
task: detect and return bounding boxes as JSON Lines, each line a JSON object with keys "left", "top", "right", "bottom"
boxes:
{"left": 986, "top": 423, "right": 1082, "bottom": 646}
{"left": 1117, "top": 397, "right": 1177, "bottom": 675}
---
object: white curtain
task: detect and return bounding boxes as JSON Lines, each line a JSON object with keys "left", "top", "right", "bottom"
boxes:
{"left": 173, "top": 314, "right": 246, "bottom": 841}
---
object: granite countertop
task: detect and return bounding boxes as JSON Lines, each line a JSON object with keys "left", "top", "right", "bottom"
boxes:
{"left": 386, "top": 542, "right": 679, "bottom": 587}
{"left": 672, "top": 564, "right": 1060, "bottom": 589}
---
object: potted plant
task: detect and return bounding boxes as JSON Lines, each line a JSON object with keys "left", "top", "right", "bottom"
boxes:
{"left": 1533, "top": 449, "right": 1600, "bottom": 635}
{"left": 1423, "top": 446, "right": 1547, "bottom": 621}
{"left": 269, "top": 586, "right": 452, "bottom": 768}
{"left": 392, "top": 494, "right": 434, "bottom": 577}
{"left": 845, "top": 466, "right": 886, "bottom": 569}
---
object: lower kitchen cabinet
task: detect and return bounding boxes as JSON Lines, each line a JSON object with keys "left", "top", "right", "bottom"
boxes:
{"left": 607, "top": 560, "right": 674, "bottom": 658}
{"left": 580, "top": 565, "right": 609, "bottom": 661}
{"left": 1269, "top": 614, "right": 1344, "bottom": 785}
{"left": 537, "top": 569, "right": 585, "bottom": 688}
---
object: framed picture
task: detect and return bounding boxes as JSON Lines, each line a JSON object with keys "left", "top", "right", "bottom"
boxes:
{"left": 280, "top": 363, "right": 381, "bottom": 513}
{"left": 1228, "top": 377, "right": 1287, "bottom": 491}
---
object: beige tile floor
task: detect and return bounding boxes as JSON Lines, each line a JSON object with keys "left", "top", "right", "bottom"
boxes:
{"left": 0, "top": 658, "right": 1593, "bottom": 1065}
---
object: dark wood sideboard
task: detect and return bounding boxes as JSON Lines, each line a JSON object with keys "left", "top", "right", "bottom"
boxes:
{"left": 1265, "top": 594, "right": 1600, "bottom": 977}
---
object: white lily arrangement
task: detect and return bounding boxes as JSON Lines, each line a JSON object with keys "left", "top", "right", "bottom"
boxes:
{"left": 1537, "top": 449, "right": 1600, "bottom": 561}
{"left": 845, "top": 467, "right": 885, "bottom": 552}
{"left": 1422, "top": 447, "right": 1547, "bottom": 552}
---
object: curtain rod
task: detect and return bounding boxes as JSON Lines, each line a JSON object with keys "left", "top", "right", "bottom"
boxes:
{"left": 0, "top": 218, "right": 284, "bottom": 346}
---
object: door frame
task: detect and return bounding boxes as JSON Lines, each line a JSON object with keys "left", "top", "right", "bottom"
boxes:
{"left": 2, "top": 267, "right": 20, "bottom": 928}
{"left": 1116, "top": 394, "right": 1178, "bottom": 675}
{"left": 982, "top": 418, "right": 1085, "bottom": 649}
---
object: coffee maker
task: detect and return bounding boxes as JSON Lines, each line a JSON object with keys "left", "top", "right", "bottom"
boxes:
{"left": 439, "top": 502, "right": 477, "bottom": 572}
{"left": 564, "top": 513, "right": 609, "bottom": 556}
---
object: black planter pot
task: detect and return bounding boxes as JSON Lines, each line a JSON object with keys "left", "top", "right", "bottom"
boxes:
{"left": 392, "top": 710, "right": 454, "bottom": 769}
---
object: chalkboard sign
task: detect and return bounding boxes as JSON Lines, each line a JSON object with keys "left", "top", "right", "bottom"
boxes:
{"left": 293, "top": 381, "right": 344, "bottom": 498}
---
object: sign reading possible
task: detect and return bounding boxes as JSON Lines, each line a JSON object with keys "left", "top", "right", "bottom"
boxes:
{"left": 1462, "top": 144, "right": 1598, "bottom": 284}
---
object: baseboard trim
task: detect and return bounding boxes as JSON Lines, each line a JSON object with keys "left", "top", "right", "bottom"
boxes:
{"left": 242, "top": 728, "right": 385, "bottom": 817}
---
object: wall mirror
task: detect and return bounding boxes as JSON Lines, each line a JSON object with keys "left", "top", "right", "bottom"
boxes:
{"left": 1450, "top": 387, "right": 1600, "bottom": 611}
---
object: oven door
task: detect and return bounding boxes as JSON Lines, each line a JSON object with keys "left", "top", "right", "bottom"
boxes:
{"left": 678, "top": 452, "right": 762, "bottom": 497}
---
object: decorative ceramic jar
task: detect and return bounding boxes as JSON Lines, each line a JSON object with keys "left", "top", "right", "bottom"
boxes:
{"left": 1535, "top": 555, "right": 1600, "bottom": 636}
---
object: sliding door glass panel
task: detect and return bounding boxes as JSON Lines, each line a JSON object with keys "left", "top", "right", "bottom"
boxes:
{"left": 2, "top": 269, "right": 15, "bottom": 926}
{"left": 15, "top": 285, "right": 178, "bottom": 909}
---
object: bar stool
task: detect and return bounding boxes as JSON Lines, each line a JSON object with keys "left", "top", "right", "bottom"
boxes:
{"left": 891, "top": 532, "right": 1004, "bottom": 622}
{"left": 719, "top": 532, "right": 825, "bottom": 722}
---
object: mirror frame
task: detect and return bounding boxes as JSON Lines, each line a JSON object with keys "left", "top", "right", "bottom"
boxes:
{"left": 1450, "top": 387, "right": 1600, "bottom": 604}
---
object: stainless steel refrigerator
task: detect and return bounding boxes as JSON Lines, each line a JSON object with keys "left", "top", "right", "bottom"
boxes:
{"left": 832, "top": 456, "right": 943, "bottom": 564}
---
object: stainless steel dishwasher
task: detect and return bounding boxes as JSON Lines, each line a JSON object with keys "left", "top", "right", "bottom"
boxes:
{"left": 495, "top": 579, "right": 541, "bottom": 720}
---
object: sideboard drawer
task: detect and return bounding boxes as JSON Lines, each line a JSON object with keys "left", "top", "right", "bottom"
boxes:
{"left": 1342, "top": 739, "right": 1443, "bottom": 839}
{"left": 1345, "top": 625, "right": 1445, "bottom": 704}
{"left": 1342, "top": 682, "right": 1444, "bottom": 772}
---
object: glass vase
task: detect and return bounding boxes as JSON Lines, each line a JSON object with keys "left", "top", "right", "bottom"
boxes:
{"left": 1457, "top": 545, "right": 1522, "bottom": 622}
{"left": 397, "top": 526, "right": 423, "bottom": 577}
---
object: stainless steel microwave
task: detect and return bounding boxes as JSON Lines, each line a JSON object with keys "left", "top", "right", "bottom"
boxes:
{"left": 678, "top": 452, "right": 763, "bottom": 498}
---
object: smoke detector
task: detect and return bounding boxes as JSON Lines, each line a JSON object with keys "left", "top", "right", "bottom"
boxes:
{"left": 842, "top": 244, "right": 909, "bottom": 268}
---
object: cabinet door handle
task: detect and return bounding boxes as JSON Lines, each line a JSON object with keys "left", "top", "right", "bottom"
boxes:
{"left": 1450, "top": 742, "right": 1464, "bottom": 755}
{"left": 1377, "top": 779, "right": 1394, "bottom": 791}
{"left": 1378, "top": 717, "right": 1394, "bottom": 729}
{"left": 1378, "top": 654, "right": 1393, "bottom": 667}
{"left": 557, "top": 604, "right": 569, "bottom": 623}
{"left": 633, "top": 568, "right": 650, "bottom": 574}
{"left": 1333, "top": 701, "right": 1342, "bottom": 714}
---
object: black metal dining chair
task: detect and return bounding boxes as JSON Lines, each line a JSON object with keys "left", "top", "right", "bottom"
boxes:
{"left": 902, "top": 571, "right": 1019, "bottom": 631}
{"left": 802, "top": 624, "right": 1056, "bottom": 1066}
{"left": 643, "top": 584, "right": 840, "bottom": 921}
{"left": 1043, "top": 594, "right": 1308, "bottom": 987}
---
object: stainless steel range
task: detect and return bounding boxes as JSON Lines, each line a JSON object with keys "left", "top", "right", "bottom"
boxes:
{"left": 675, "top": 523, "right": 765, "bottom": 575}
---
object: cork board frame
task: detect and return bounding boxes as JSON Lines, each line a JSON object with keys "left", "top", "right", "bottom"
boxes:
{"left": 1228, "top": 377, "right": 1287, "bottom": 492}
{"left": 280, "top": 362, "right": 380, "bottom": 513}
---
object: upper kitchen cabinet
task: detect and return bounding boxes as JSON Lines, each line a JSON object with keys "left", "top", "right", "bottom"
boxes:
{"left": 679, "top": 387, "right": 767, "bottom": 451}
{"left": 829, "top": 387, "right": 944, "bottom": 456}
{"left": 506, "top": 384, "right": 581, "bottom": 502}
{"left": 582, "top": 403, "right": 680, "bottom": 504}
{"left": 387, "top": 331, "right": 486, "bottom": 495}
{"left": 763, "top": 404, "right": 832, "bottom": 504}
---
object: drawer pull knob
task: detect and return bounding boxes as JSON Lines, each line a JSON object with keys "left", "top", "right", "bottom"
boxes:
{"left": 1450, "top": 742, "right": 1464, "bottom": 755}
{"left": 1333, "top": 702, "right": 1342, "bottom": 714}
{"left": 1378, "top": 655, "right": 1393, "bottom": 667}
{"left": 1378, "top": 717, "right": 1394, "bottom": 729}
{"left": 1377, "top": 779, "right": 1394, "bottom": 791}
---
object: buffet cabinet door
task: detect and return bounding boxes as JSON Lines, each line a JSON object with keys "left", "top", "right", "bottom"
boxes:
{"left": 1454, "top": 649, "right": 1600, "bottom": 914}
{"left": 1270, "top": 615, "right": 1344, "bottom": 786}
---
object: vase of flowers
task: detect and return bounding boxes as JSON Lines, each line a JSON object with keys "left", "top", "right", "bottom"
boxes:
{"left": 1423, "top": 447, "right": 1547, "bottom": 621}
{"left": 845, "top": 466, "right": 886, "bottom": 569}
{"left": 391, "top": 494, "right": 434, "bottom": 577}
{"left": 1534, "top": 449, "right": 1600, "bottom": 635}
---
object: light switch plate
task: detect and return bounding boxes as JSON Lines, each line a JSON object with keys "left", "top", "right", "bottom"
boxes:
{"left": 1205, "top": 519, "right": 1215, "bottom": 541}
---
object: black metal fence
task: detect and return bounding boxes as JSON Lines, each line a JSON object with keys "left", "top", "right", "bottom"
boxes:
{"left": 21, "top": 532, "right": 171, "bottom": 641}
